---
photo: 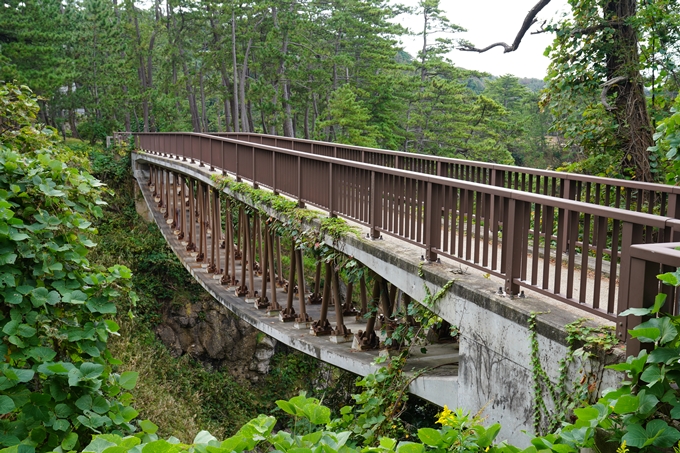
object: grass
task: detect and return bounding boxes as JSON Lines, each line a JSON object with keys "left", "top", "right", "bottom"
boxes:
{"left": 109, "top": 320, "right": 258, "bottom": 441}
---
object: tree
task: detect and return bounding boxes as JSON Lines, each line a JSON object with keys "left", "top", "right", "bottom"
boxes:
{"left": 315, "top": 85, "right": 381, "bottom": 147}
{"left": 459, "top": 0, "right": 680, "bottom": 182}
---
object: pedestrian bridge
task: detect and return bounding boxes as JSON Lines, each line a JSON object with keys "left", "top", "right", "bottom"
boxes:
{"left": 129, "top": 132, "right": 680, "bottom": 445}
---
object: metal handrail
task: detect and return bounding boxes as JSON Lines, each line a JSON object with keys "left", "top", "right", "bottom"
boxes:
{"left": 211, "top": 132, "right": 680, "bottom": 220}
{"left": 133, "top": 132, "right": 680, "bottom": 345}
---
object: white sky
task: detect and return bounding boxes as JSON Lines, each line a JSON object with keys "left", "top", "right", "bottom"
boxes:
{"left": 394, "top": 0, "right": 571, "bottom": 79}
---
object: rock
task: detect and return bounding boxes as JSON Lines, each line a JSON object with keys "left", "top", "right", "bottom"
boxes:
{"left": 154, "top": 298, "right": 277, "bottom": 382}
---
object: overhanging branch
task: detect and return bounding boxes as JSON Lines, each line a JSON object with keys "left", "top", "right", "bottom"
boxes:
{"left": 458, "top": 0, "right": 552, "bottom": 54}
{"left": 600, "top": 76, "right": 628, "bottom": 111}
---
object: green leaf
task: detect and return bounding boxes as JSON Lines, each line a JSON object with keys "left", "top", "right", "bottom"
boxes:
{"left": 622, "top": 424, "right": 648, "bottom": 448}
{"left": 417, "top": 427, "right": 442, "bottom": 446}
{"left": 118, "top": 371, "right": 138, "bottom": 390}
{"left": 52, "top": 419, "right": 70, "bottom": 431}
{"left": 62, "top": 433, "right": 78, "bottom": 451}
{"left": 629, "top": 327, "right": 661, "bottom": 343}
{"left": 613, "top": 394, "right": 639, "bottom": 414}
{"left": 640, "top": 366, "right": 665, "bottom": 387}
{"left": 84, "top": 437, "right": 117, "bottom": 453}
{"left": 142, "top": 440, "right": 180, "bottom": 453}
{"left": 6, "top": 368, "right": 34, "bottom": 382}
{"left": 638, "top": 390, "right": 660, "bottom": 414}
{"left": 76, "top": 395, "right": 92, "bottom": 411}
{"left": 86, "top": 297, "right": 116, "bottom": 314}
{"left": 3, "top": 319, "right": 20, "bottom": 335}
{"left": 652, "top": 293, "right": 667, "bottom": 314}
{"left": 653, "top": 424, "right": 680, "bottom": 448}
{"left": 54, "top": 403, "right": 73, "bottom": 418}
{"left": 80, "top": 362, "right": 104, "bottom": 379}
{"left": 396, "top": 442, "right": 424, "bottom": 453}
{"left": 140, "top": 420, "right": 158, "bottom": 435}
{"left": 379, "top": 438, "right": 397, "bottom": 450}
{"left": 26, "top": 347, "right": 56, "bottom": 362}
{"left": 3, "top": 289, "right": 23, "bottom": 304}
{"left": 648, "top": 347, "right": 680, "bottom": 364}
{"left": 0, "top": 395, "right": 15, "bottom": 415}
{"left": 305, "top": 403, "right": 330, "bottom": 425}
{"left": 620, "top": 307, "right": 653, "bottom": 317}
{"left": 92, "top": 397, "right": 109, "bottom": 414}
{"left": 16, "top": 324, "right": 36, "bottom": 338}
{"left": 193, "top": 431, "right": 217, "bottom": 445}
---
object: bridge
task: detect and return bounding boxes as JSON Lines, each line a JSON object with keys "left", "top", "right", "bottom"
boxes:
{"left": 129, "top": 132, "right": 680, "bottom": 445}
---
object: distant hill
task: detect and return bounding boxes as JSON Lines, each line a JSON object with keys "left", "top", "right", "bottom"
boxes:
{"left": 518, "top": 78, "right": 545, "bottom": 93}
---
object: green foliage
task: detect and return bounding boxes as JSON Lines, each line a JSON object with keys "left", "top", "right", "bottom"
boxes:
{"left": 329, "top": 358, "right": 411, "bottom": 444}
{"left": 528, "top": 314, "right": 617, "bottom": 435}
{"left": 649, "top": 94, "right": 680, "bottom": 184}
{"left": 0, "top": 83, "right": 138, "bottom": 452}
{"left": 316, "top": 85, "right": 382, "bottom": 147}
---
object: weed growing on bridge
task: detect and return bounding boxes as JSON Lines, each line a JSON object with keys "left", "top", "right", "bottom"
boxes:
{"left": 211, "top": 174, "right": 358, "bottom": 245}
{"left": 528, "top": 312, "right": 617, "bottom": 435}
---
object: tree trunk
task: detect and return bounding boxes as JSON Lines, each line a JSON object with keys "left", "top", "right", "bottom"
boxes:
{"left": 605, "top": 0, "right": 653, "bottom": 182}
{"left": 231, "top": 9, "right": 240, "bottom": 132}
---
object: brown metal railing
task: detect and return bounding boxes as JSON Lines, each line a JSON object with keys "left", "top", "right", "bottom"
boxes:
{"left": 619, "top": 242, "right": 680, "bottom": 354}
{"left": 212, "top": 132, "right": 680, "bottom": 221}
{"left": 134, "top": 132, "right": 680, "bottom": 349}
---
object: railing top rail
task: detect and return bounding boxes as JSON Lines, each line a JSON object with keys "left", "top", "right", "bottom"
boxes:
{"left": 629, "top": 243, "right": 680, "bottom": 266}
{"left": 134, "top": 132, "right": 678, "bottom": 229}
{"left": 205, "top": 131, "right": 680, "bottom": 195}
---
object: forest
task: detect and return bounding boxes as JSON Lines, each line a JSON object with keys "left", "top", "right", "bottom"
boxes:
{"left": 4, "top": 0, "right": 680, "bottom": 453}
{"left": 2, "top": 0, "right": 680, "bottom": 179}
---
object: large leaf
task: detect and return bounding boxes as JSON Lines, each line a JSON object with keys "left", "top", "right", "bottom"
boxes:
{"left": 0, "top": 395, "right": 15, "bottom": 415}
{"left": 118, "top": 371, "right": 138, "bottom": 390}
{"left": 396, "top": 442, "right": 424, "bottom": 453}
{"left": 629, "top": 327, "right": 660, "bottom": 343}
{"left": 613, "top": 395, "right": 639, "bottom": 414}
{"left": 417, "top": 428, "right": 442, "bottom": 446}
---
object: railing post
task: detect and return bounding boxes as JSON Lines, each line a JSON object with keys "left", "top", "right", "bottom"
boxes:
{"left": 617, "top": 222, "right": 645, "bottom": 351}
{"left": 560, "top": 179, "right": 577, "bottom": 252}
{"left": 272, "top": 152, "right": 277, "bottom": 194}
{"left": 297, "top": 156, "right": 304, "bottom": 208}
{"left": 221, "top": 141, "right": 226, "bottom": 175}
{"left": 667, "top": 193, "right": 680, "bottom": 241}
{"left": 329, "top": 163, "right": 335, "bottom": 217}
{"left": 369, "top": 171, "right": 380, "bottom": 239}
{"left": 252, "top": 146, "right": 258, "bottom": 189}
{"left": 618, "top": 254, "right": 657, "bottom": 356}
{"left": 503, "top": 198, "right": 525, "bottom": 296}
{"left": 235, "top": 143, "right": 241, "bottom": 182}
{"left": 424, "top": 182, "right": 441, "bottom": 261}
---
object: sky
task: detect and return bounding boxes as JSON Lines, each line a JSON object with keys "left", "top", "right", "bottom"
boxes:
{"left": 394, "top": 0, "right": 571, "bottom": 79}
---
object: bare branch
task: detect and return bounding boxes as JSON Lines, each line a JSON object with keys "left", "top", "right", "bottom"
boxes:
{"left": 600, "top": 76, "right": 628, "bottom": 111}
{"left": 458, "top": 0, "right": 552, "bottom": 54}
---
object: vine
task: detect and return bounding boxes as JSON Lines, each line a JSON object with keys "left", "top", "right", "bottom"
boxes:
{"left": 210, "top": 174, "right": 358, "bottom": 249}
{"left": 528, "top": 312, "right": 617, "bottom": 435}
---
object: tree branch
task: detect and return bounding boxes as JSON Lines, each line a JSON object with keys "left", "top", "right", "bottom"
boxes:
{"left": 600, "top": 76, "right": 628, "bottom": 111}
{"left": 458, "top": 0, "right": 552, "bottom": 54}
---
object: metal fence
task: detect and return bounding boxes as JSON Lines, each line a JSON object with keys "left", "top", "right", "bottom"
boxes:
{"left": 212, "top": 133, "right": 680, "bottom": 220}
{"left": 134, "top": 132, "right": 680, "bottom": 349}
